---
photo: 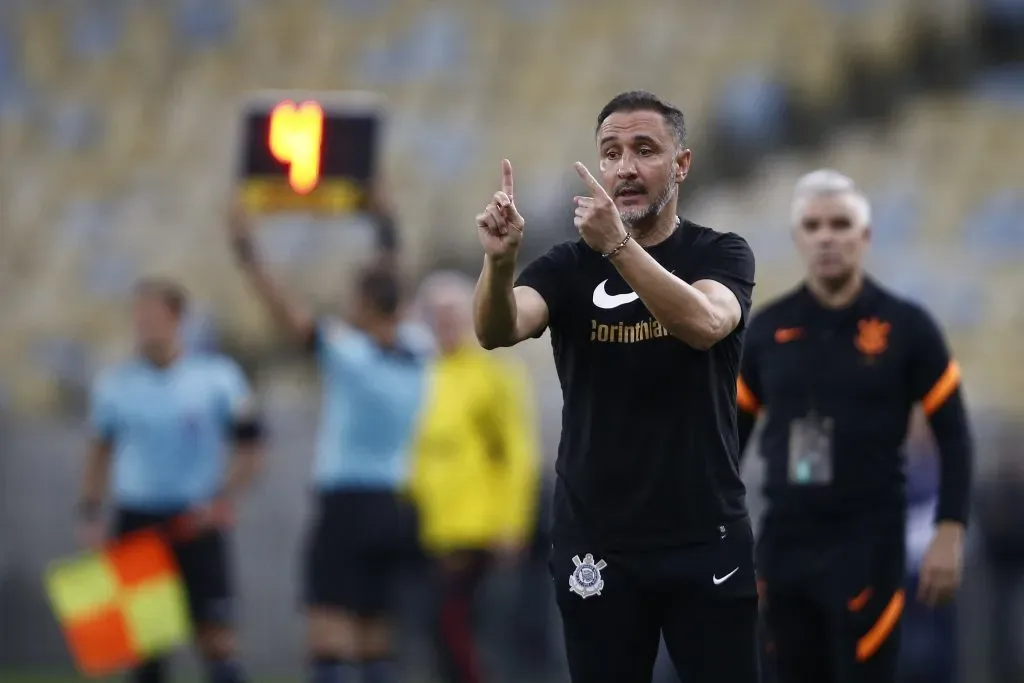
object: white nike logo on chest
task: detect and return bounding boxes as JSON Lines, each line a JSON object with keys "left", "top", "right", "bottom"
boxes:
{"left": 713, "top": 567, "right": 739, "bottom": 585}
{"left": 592, "top": 279, "right": 640, "bottom": 309}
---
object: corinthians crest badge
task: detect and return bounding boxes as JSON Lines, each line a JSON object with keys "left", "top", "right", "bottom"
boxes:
{"left": 568, "top": 553, "right": 607, "bottom": 599}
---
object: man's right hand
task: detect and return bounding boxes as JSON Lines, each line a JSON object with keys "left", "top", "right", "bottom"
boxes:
{"left": 476, "top": 159, "right": 525, "bottom": 260}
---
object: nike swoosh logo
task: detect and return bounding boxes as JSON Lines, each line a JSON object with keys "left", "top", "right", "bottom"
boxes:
{"left": 713, "top": 567, "right": 739, "bottom": 585}
{"left": 593, "top": 279, "right": 640, "bottom": 309}
{"left": 774, "top": 327, "right": 803, "bottom": 343}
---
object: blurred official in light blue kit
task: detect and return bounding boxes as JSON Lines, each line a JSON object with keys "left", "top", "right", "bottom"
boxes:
{"left": 77, "top": 277, "right": 266, "bottom": 683}
{"left": 228, "top": 200, "right": 428, "bottom": 683}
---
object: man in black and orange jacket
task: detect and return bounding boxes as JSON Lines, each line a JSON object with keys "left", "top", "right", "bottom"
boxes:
{"left": 737, "top": 170, "right": 972, "bottom": 683}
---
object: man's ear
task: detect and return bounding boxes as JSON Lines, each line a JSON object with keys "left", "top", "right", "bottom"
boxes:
{"left": 676, "top": 148, "right": 692, "bottom": 183}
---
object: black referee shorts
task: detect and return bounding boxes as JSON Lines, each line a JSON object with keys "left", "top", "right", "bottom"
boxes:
{"left": 550, "top": 518, "right": 759, "bottom": 683}
{"left": 759, "top": 524, "right": 905, "bottom": 683}
{"left": 303, "top": 488, "right": 419, "bottom": 617}
{"left": 114, "top": 508, "right": 234, "bottom": 627}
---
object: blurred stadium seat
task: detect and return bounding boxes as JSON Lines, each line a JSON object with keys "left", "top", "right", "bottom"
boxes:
{"left": 1, "top": 0, "right": 1022, "bottom": 415}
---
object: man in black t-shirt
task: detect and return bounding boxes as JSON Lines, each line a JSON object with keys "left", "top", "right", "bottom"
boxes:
{"left": 737, "top": 170, "right": 971, "bottom": 683}
{"left": 472, "top": 90, "right": 759, "bottom": 683}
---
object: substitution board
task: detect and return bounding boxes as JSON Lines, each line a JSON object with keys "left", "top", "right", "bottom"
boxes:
{"left": 236, "top": 90, "right": 384, "bottom": 215}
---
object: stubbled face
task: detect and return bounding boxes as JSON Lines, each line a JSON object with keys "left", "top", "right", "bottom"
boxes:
{"left": 596, "top": 110, "right": 690, "bottom": 227}
{"left": 793, "top": 193, "right": 870, "bottom": 286}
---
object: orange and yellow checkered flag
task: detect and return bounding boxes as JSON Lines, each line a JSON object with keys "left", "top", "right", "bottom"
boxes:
{"left": 44, "top": 530, "right": 193, "bottom": 677}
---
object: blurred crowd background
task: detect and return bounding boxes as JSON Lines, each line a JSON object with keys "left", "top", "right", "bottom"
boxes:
{"left": 1, "top": 0, "right": 1023, "bottom": 681}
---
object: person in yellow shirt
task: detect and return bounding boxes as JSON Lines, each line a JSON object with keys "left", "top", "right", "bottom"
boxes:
{"left": 412, "top": 271, "right": 540, "bottom": 683}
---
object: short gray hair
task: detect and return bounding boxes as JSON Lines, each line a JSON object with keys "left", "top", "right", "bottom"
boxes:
{"left": 791, "top": 169, "right": 871, "bottom": 227}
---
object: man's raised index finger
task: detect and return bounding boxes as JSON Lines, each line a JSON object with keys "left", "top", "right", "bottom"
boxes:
{"left": 574, "top": 162, "right": 606, "bottom": 197}
{"left": 501, "top": 159, "right": 514, "bottom": 199}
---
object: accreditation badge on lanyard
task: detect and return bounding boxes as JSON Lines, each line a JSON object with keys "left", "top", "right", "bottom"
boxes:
{"left": 787, "top": 410, "right": 835, "bottom": 485}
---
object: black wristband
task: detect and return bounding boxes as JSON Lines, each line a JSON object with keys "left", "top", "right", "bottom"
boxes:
{"left": 232, "top": 418, "right": 264, "bottom": 443}
{"left": 77, "top": 500, "right": 101, "bottom": 520}
{"left": 231, "top": 236, "right": 256, "bottom": 264}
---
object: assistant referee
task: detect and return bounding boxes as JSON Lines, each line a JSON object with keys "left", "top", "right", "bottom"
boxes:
{"left": 78, "top": 279, "right": 264, "bottom": 683}
{"left": 737, "top": 170, "right": 972, "bottom": 683}
{"left": 473, "top": 91, "right": 759, "bottom": 683}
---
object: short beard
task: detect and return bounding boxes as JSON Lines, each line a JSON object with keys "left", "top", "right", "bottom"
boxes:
{"left": 817, "top": 269, "right": 857, "bottom": 294}
{"left": 619, "top": 181, "right": 676, "bottom": 231}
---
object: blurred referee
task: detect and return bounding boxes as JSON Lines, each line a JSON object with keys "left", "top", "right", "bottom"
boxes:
{"left": 737, "top": 170, "right": 972, "bottom": 683}
{"left": 78, "top": 278, "right": 265, "bottom": 683}
{"left": 473, "top": 91, "right": 759, "bottom": 683}
{"left": 412, "top": 271, "right": 539, "bottom": 683}
{"left": 228, "top": 203, "right": 427, "bottom": 683}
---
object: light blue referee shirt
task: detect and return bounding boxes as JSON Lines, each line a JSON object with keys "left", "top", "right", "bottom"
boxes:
{"left": 312, "top": 319, "right": 431, "bottom": 491}
{"left": 89, "top": 354, "right": 254, "bottom": 511}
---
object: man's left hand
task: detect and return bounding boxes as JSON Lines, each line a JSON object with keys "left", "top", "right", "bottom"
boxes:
{"left": 493, "top": 536, "right": 527, "bottom": 568}
{"left": 573, "top": 162, "right": 629, "bottom": 255}
{"left": 917, "top": 521, "right": 964, "bottom": 606}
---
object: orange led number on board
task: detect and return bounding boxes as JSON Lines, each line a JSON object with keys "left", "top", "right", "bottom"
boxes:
{"left": 268, "top": 100, "right": 324, "bottom": 195}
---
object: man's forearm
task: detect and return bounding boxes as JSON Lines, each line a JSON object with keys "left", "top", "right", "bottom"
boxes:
{"left": 233, "top": 237, "right": 313, "bottom": 341}
{"left": 474, "top": 255, "right": 519, "bottom": 349}
{"left": 79, "top": 441, "right": 111, "bottom": 513}
{"left": 930, "top": 395, "right": 972, "bottom": 525}
{"left": 222, "top": 445, "right": 263, "bottom": 499}
{"left": 610, "top": 241, "right": 725, "bottom": 349}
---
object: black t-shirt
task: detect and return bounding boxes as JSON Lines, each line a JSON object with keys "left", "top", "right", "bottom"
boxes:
{"left": 515, "top": 220, "right": 756, "bottom": 550}
{"left": 737, "top": 278, "right": 971, "bottom": 540}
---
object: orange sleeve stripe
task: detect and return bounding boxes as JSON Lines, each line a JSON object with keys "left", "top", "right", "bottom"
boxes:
{"left": 847, "top": 587, "right": 873, "bottom": 612}
{"left": 921, "top": 360, "right": 961, "bottom": 416}
{"left": 736, "top": 376, "right": 760, "bottom": 414}
{"left": 856, "top": 589, "right": 905, "bottom": 662}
